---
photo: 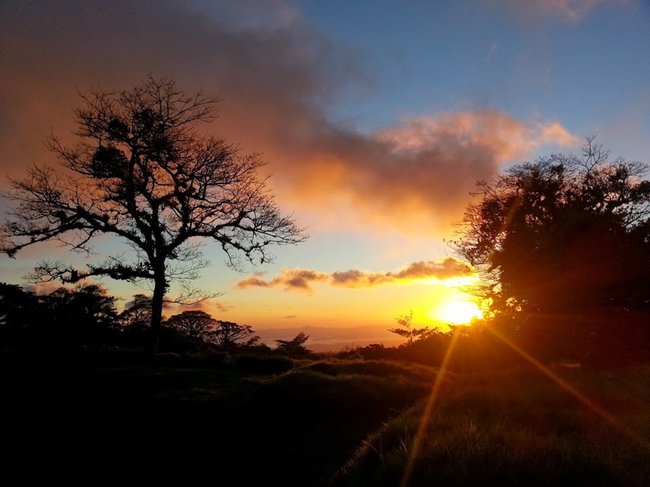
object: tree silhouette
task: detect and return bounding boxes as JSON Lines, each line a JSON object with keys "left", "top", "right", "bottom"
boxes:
{"left": 162, "top": 310, "right": 256, "bottom": 349}
{"left": 41, "top": 283, "right": 118, "bottom": 347}
{"left": 212, "top": 320, "right": 256, "bottom": 350}
{"left": 1, "top": 77, "right": 305, "bottom": 355}
{"left": 119, "top": 294, "right": 154, "bottom": 329}
{"left": 0, "top": 282, "right": 118, "bottom": 348}
{"left": 45, "top": 283, "right": 117, "bottom": 328}
{"left": 0, "top": 283, "right": 40, "bottom": 344}
{"left": 388, "top": 311, "right": 433, "bottom": 345}
{"left": 275, "top": 332, "right": 311, "bottom": 357}
{"left": 165, "top": 310, "right": 217, "bottom": 342}
{"left": 453, "top": 139, "right": 650, "bottom": 362}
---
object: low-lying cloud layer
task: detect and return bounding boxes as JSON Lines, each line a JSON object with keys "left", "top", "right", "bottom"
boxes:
{"left": 236, "top": 257, "right": 476, "bottom": 294}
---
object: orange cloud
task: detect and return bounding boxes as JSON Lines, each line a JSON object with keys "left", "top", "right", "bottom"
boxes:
{"left": 1, "top": 2, "right": 579, "bottom": 239}
{"left": 264, "top": 109, "right": 577, "bottom": 235}
{"left": 332, "top": 258, "right": 475, "bottom": 288}
{"left": 236, "top": 269, "right": 329, "bottom": 294}
{"left": 236, "top": 257, "right": 476, "bottom": 293}
{"left": 538, "top": 122, "right": 580, "bottom": 146}
{"left": 163, "top": 298, "right": 234, "bottom": 319}
{"left": 378, "top": 111, "right": 577, "bottom": 162}
{"left": 395, "top": 258, "right": 475, "bottom": 279}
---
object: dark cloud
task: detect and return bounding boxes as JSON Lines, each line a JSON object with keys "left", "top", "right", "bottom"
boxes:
{"left": 166, "top": 298, "right": 233, "bottom": 317}
{"left": 0, "top": 1, "right": 575, "bottom": 233}
{"left": 236, "top": 276, "right": 272, "bottom": 289}
{"left": 236, "top": 268, "right": 328, "bottom": 294}
{"left": 236, "top": 257, "right": 477, "bottom": 293}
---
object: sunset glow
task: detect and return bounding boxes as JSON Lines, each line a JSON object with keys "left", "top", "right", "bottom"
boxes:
{"left": 2, "top": 2, "right": 650, "bottom": 485}
{"left": 433, "top": 299, "right": 484, "bottom": 325}
{"left": 423, "top": 275, "right": 480, "bottom": 287}
{"left": 1, "top": 0, "right": 648, "bottom": 347}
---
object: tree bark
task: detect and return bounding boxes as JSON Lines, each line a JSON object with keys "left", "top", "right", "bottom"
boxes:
{"left": 148, "top": 270, "right": 167, "bottom": 360}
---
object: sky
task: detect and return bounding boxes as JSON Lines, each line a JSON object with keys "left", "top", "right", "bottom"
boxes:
{"left": 1, "top": 0, "right": 649, "bottom": 335}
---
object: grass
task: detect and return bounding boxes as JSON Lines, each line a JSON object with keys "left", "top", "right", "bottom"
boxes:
{"left": 334, "top": 366, "right": 650, "bottom": 486}
{"left": 298, "top": 358, "right": 437, "bottom": 382}
{"left": 2, "top": 353, "right": 650, "bottom": 485}
{"left": 0, "top": 353, "right": 431, "bottom": 484}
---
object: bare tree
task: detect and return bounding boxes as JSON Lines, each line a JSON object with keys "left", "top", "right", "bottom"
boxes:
{"left": 1, "top": 77, "right": 305, "bottom": 355}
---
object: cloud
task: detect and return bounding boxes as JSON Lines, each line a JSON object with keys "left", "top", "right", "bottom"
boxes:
{"left": 395, "top": 259, "right": 475, "bottom": 280}
{"left": 165, "top": 298, "right": 233, "bottom": 317}
{"left": 208, "top": 301, "right": 233, "bottom": 314}
{"left": 377, "top": 111, "right": 576, "bottom": 161}
{"left": 0, "top": 0, "right": 578, "bottom": 237}
{"left": 538, "top": 122, "right": 580, "bottom": 146}
{"left": 331, "top": 257, "right": 475, "bottom": 288}
{"left": 489, "top": 0, "right": 633, "bottom": 23}
{"left": 27, "top": 281, "right": 76, "bottom": 296}
{"left": 236, "top": 276, "right": 272, "bottom": 289}
{"left": 270, "top": 109, "right": 576, "bottom": 234}
{"left": 236, "top": 268, "right": 329, "bottom": 294}
{"left": 236, "top": 257, "right": 476, "bottom": 293}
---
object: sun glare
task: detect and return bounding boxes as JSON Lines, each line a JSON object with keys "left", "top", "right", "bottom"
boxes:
{"left": 435, "top": 299, "right": 483, "bottom": 325}
{"left": 422, "top": 275, "right": 479, "bottom": 287}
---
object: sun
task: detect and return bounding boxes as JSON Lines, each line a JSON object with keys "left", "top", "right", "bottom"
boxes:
{"left": 435, "top": 299, "right": 483, "bottom": 325}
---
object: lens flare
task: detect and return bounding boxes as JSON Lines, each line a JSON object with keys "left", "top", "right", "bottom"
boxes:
{"left": 435, "top": 299, "right": 483, "bottom": 325}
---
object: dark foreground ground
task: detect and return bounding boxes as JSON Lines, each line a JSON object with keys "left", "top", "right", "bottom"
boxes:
{"left": 2, "top": 353, "right": 650, "bottom": 486}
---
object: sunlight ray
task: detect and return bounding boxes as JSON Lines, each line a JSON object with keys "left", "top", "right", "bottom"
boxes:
{"left": 437, "top": 299, "right": 483, "bottom": 325}
{"left": 400, "top": 330, "right": 461, "bottom": 487}
{"left": 487, "top": 327, "right": 650, "bottom": 451}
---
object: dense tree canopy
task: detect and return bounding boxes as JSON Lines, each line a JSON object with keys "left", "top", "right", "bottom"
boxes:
{"left": 0, "top": 283, "right": 118, "bottom": 348}
{"left": 163, "top": 310, "right": 256, "bottom": 350}
{"left": 211, "top": 320, "right": 256, "bottom": 350}
{"left": 0, "top": 282, "right": 265, "bottom": 355}
{"left": 454, "top": 140, "right": 650, "bottom": 362}
{"left": 119, "top": 294, "right": 154, "bottom": 329}
{"left": 164, "top": 310, "right": 217, "bottom": 342}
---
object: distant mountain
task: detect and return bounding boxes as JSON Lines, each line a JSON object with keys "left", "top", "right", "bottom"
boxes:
{"left": 255, "top": 325, "right": 404, "bottom": 352}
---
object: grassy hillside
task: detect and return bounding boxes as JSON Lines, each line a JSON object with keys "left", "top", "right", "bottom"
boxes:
{"left": 0, "top": 354, "right": 432, "bottom": 484}
{"left": 335, "top": 365, "right": 650, "bottom": 486}
{"left": 2, "top": 354, "right": 650, "bottom": 485}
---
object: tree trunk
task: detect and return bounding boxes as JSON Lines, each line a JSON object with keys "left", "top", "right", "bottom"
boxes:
{"left": 148, "top": 271, "right": 167, "bottom": 360}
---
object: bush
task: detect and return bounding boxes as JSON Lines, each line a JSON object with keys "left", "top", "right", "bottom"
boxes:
{"left": 234, "top": 353, "right": 294, "bottom": 374}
